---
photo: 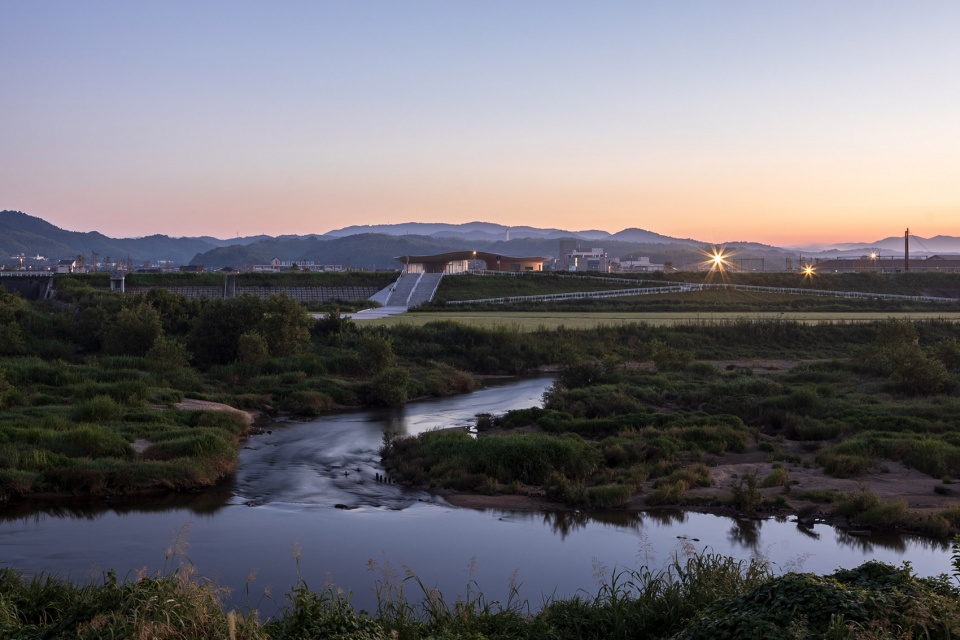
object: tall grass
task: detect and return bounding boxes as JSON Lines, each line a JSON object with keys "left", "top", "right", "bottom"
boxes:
{"left": 2, "top": 550, "right": 959, "bottom": 638}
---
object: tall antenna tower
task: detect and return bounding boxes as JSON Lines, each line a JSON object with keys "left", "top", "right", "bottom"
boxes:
{"left": 904, "top": 228, "right": 910, "bottom": 272}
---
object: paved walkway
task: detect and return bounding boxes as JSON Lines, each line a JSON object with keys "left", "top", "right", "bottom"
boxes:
{"left": 340, "top": 306, "right": 409, "bottom": 320}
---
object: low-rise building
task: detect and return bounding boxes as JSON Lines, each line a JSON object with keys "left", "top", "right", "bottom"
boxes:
{"left": 611, "top": 257, "right": 665, "bottom": 273}
{"left": 56, "top": 259, "right": 78, "bottom": 274}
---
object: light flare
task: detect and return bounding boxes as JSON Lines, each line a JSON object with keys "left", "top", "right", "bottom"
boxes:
{"left": 699, "top": 245, "right": 734, "bottom": 280}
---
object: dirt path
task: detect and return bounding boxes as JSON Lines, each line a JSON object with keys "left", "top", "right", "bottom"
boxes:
{"left": 175, "top": 399, "right": 257, "bottom": 426}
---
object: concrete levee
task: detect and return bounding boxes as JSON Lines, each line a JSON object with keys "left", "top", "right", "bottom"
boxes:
{"left": 121, "top": 286, "right": 380, "bottom": 301}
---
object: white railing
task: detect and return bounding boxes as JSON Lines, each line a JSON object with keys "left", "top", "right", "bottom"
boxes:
{"left": 0, "top": 272, "right": 55, "bottom": 277}
{"left": 448, "top": 285, "right": 690, "bottom": 305}
{"left": 682, "top": 282, "right": 958, "bottom": 303}
{"left": 446, "top": 276, "right": 959, "bottom": 306}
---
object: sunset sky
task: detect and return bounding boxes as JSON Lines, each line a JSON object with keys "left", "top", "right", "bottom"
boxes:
{"left": 3, "top": 2, "right": 959, "bottom": 247}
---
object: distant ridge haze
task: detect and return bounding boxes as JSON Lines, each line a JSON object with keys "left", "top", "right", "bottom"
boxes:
{"left": 324, "top": 221, "right": 702, "bottom": 246}
{"left": 3, "top": 211, "right": 960, "bottom": 268}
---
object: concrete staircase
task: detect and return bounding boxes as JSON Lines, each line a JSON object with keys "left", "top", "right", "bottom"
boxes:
{"left": 381, "top": 272, "right": 444, "bottom": 308}
{"left": 384, "top": 273, "right": 420, "bottom": 307}
{"left": 406, "top": 273, "right": 443, "bottom": 308}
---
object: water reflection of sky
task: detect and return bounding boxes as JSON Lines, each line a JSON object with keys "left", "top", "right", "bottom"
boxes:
{"left": 0, "top": 376, "right": 954, "bottom": 615}
{"left": 1, "top": 491, "right": 953, "bottom": 617}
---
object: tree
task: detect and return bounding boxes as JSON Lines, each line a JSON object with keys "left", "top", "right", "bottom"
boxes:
{"left": 260, "top": 295, "right": 312, "bottom": 357}
{"left": 188, "top": 295, "right": 265, "bottom": 367}
{"left": 361, "top": 333, "right": 396, "bottom": 372}
{"left": 866, "top": 319, "right": 947, "bottom": 394}
{"left": 312, "top": 307, "right": 354, "bottom": 340}
{"left": 368, "top": 367, "right": 410, "bottom": 406}
{"left": 237, "top": 331, "right": 269, "bottom": 365}
{"left": 141, "top": 288, "right": 195, "bottom": 336}
{"left": 0, "top": 290, "right": 27, "bottom": 356}
{"left": 101, "top": 304, "right": 163, "bottom": 356}
{"left": 145, "top": 336, "right": 191, "bottom": 371}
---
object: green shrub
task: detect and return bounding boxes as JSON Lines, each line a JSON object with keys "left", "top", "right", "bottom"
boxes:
{"left": 833, "top": 490, "right": 908, "bottom": 527}
{"left": 282, "top": 390, "right": 335, "bottom": 416}
{"left": 586, "top": 483, "right": 634, "bottom": 508}
{"left": 368, "top": 367, "right": 411, "bottom": 407}
{"left": 795, "top": 489, "right": 842, "bottom": 503}
{"left": 142, "top": 432, "right": 235, "bottom": 463}
{"left": 0, "top": 469, "right": 35, "bottom": 500}
{"left": 145, "top": 336, "right": 191, "bottom": 371}
{"left": 237, "top": 331, "right": 270, "bottom": 365}
{"left": 646, "top": 478, "right": 689, "bottom": 505}
{"left": 48, "top": 425, "right": 133, "bottom": 459}
{"left": 816, "top": 449, "right": 872, "bottom": 478}
{"left": 760, "top": 467, "right": 789, "bottom": 488}
{"left": 72, "top": 395, "right": 123, "bottom": 423}
{"left": 729, "top": 471, "right": 762, "bottom": 513}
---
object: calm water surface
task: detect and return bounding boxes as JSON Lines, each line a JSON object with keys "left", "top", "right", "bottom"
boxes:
{"left": 0, "top": 377, "right": 951, "bottom": 614}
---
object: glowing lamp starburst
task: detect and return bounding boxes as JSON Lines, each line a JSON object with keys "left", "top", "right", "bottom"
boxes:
{"left": 699, "top": 245, "right": 733, "bottom": 280}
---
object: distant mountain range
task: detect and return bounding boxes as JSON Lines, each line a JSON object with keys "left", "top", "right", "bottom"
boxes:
{"left": 804, "top": 235, "right": 960, "bottom": 255}
{"left": 323, "top": 221, "right": 699, "bottom": 245}
{"left": 3, "top": 210, "right": 959, "bottom": 271}
{"left": 0, "top": 210, "right": 266, "bottom": 265}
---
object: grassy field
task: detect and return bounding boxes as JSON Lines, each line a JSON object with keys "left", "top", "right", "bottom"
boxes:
{"left": 429, "top": 271, "right": 960, "bottom": 303}
{"left": 429, "top": 272, "right": 670, "bottom": 303}
{"left": 364, "top": 310, "right": 960, "bottom": 330}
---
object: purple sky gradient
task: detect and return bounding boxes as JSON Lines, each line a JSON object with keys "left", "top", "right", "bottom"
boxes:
{"left": 2, "top": 1, "right": 959, "bottom": 245}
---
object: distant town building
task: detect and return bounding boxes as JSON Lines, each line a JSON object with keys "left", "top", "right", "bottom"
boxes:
{"left": 253, "top": 258, "right": 283, "bottom": 272}
{"left": 813, "top": 255, "right": 960, "bottom": 273}
{"left": 554, "top": 240, "right": 611, "bottom": 272}
{"left": 56, "top": 259, "right": 78, "bottom": 274}
{"left": 252, "top": 258, "right": 344, "bottom": 272}
{"left": 611, "top": 257, "right": 665, "bottom": 273}
{"left": 556, "top": 239, "right": 578, "bottom": 271}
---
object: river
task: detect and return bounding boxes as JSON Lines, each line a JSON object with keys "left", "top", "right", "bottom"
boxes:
{"left": 0, "top": 377, "right": 951, "bottom": 616}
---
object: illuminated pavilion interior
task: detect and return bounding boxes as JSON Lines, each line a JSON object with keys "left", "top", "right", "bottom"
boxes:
{"left": 395, "top": 251, "right": 549, "bottom": 274}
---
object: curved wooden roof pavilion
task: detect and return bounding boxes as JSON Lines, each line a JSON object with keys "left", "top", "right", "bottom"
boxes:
{"left": 395, "top": 250, "right": 549, "bottom": 274}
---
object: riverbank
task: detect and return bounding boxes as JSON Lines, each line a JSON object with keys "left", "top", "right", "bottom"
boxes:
{"left": 382, "top": 336, "right": 960, "bottom": 540}
{"left": 437, "top": 451, "right": 960, "bottom": 538}
{"left": 5, "top": 372, "right": 959, "bottom": 636}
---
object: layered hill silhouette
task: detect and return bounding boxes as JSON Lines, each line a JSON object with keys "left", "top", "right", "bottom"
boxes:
{"left": 0, "top": 210, "right": 266, "bottom": 265}
{"left": 4, "top": 209, "right": 959, "bottom": 271}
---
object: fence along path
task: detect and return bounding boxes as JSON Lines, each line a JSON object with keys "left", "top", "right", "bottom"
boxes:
{"left": 448, "top": 279, "right": 959, "bottom": 305}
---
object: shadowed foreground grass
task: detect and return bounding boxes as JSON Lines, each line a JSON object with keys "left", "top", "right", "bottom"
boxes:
{"left": 2, "top": 552, "right": 960, "bottom": 639}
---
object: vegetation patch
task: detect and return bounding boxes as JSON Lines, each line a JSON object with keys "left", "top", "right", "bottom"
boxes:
{"left": 1, "top": 553, "right": 959, "bottom": 639}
